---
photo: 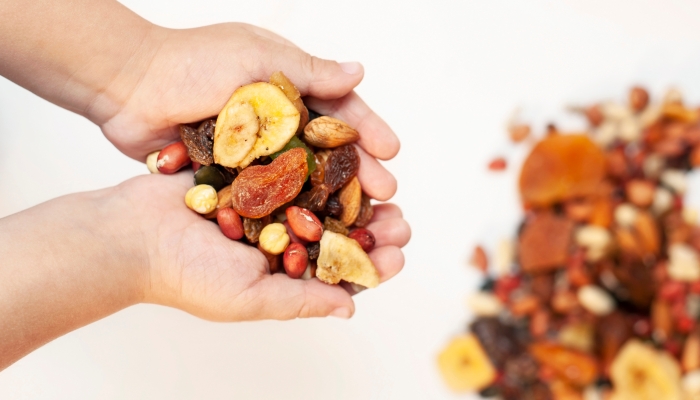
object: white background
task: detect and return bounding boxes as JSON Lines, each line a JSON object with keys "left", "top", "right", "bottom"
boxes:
{"left": 3, "top": 0, "right": 700, "bottom": 399}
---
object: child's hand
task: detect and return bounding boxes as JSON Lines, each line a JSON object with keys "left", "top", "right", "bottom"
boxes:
{"left": 99, "top": 23, "right": 400, "bottom": 202}
{"left": 120, "top": 172, "right": 410, "bottom": 321}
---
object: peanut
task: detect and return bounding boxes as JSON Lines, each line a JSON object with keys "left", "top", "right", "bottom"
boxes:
{"left": 146, "top": 151, "right": 160, "bottom": 174}
{"left": 285, "top": 206, "right": 323, "bottom": 242}
{"left": 157, "top": 141, "right": 191, "bottom": 174}
{"left": 283, "top": 243, "right": 308, "bottom": 279}
{"left": 217, "top": 208, "right": 244, "bottom": 240}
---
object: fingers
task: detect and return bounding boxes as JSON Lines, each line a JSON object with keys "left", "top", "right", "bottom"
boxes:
{"left": 366, "top": 218, "right": 411, "bottom": 249}
{"left": 248, "top": 43, "right": 364, "bottom": 101}
{"left": 370, "top": 245, "right": 405, "bottom": 283}
{"left": 305, "top": 92, "right": 400, "bottom": 160}
{"left": 356, "top": 146, "right": 397, "bottom": 201}
{"left": 245, "top": 274, "right": 355, "bottom": 320}
{"left": 369, "top": 203, "right": 403, "bottom": 222}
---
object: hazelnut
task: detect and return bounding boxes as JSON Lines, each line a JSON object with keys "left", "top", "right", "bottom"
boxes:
{"left": 185, "top": 184, "right": 218, "bottom": 214}
{"left": 259, "top": 223, "right": 290, "bottom": 255}
{"left": 146, "top": 151, "right": 160, "bottom": 174}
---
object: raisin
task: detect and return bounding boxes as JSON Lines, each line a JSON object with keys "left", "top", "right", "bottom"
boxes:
{"left": 324, "top": 195, "right": 343, "bottom": 217}
{"left": 503, "top": 353, "right": 539, "bottom": 385}
{"left": 243, "top": 216, "right": 271, "bottom": 243}
{"left": 310, "top": 151, "right": 328, "bottom": 187}
{"left": 179, "top": 120, "right": 214, "bottom": 165}
{"left": 295, "top": 185, "right": 330, "bottom": 212}
{"left": 353, "top": 193, "right": 373, "bottom": 227}
{"left": 231, "top": 148, "right": 308, "bottom": 218}
{"left": 324, "top": 145, "right": 360, "bottom": 192}
{"left": 215, "top": 164, "right": 238, "bottom": 185}
{"left": 323, "top": 217, "right": 349, "bottom": 236}
{"left": 306, "top": 242, "right": 320, "bottom": 260}
{"left": 470, "top": 317, "right": 522, "bottom": 369}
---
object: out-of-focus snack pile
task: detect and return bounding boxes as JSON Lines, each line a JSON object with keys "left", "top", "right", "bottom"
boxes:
{"left": 439, "top": 87, "right": 700, "bottom": 400}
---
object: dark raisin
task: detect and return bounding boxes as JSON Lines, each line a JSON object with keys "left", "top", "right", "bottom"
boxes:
{"left": 243, "top": 216, "right": 271, "bottom": 243}
{"left": 179, "top": 121, "right": 214, "bottom": 165}
{"left": 503, "top": 353, "right": 538, "bottom": 385}
{"left": 215, "top": 164, "right": 238, "bottom": 185}
{"left": 470, "top": 317, "right": 522, "bottom": 369}
{"left": 353, "top": 193, "right": 373, "bottom": 227}
{"left": 306, "top": 242, "right": 320, "bottom": 260}
{"left": 325, "top": 145, "right": 360, "bottom": 192}
{"left": 324, "top": 217, "right": 349, "bottom": 236}
{"left": 197, "top": 119, "right": 215, "bottom": 140}
{"left": 295, "top": 185, "right": 330, "bottom": 211}
{"left": 324, "top": 195, "right": 343, "bottom": 217}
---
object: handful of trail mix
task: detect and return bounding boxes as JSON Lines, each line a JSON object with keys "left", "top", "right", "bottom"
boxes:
{"left": 440, "top": 87, "right": 700, "bottom": 400}
{"left": 146, "top": 72, "right": 379, "bottom": 289}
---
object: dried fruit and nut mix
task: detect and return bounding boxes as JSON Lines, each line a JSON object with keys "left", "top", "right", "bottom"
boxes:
{"left": 147, "top": 72, "right": 379, "bottom": 288}
{"left": 439, "top": 87, "right": 700, "bottom": 399}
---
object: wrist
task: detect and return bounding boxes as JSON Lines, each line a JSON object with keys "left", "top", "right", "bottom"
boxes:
{"left": 0, "top": 186, "right": 148, "bottom": 369}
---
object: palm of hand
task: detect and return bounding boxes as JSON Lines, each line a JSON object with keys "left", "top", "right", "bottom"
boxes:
{"left": 122, "top": 173, "right": 357, "bottom": 321}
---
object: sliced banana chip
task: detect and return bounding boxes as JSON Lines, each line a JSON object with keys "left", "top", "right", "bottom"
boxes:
{"left": 610, "top": 339, "right": 682, "bottom": 400}
{"left": 214, "top": 82, "right": 300, "bottom": 168}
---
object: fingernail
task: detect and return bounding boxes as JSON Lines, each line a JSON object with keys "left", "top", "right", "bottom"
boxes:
{"left": 339, "top": 62, "right": 362, "bottom": 75}
{"left": 330, "top": 307, "right": 352, "bottom": 319}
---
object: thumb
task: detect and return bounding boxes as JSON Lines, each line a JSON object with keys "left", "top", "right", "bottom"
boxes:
{"left": 254, "top": 44, "right": 364, "bottom": 99}
{"left": 242, "top": 274, "right": 356, "bottom": 320}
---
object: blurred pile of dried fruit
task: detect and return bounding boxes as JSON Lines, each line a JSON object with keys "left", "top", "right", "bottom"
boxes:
{"left": 439, "top": 87, "right": 700, "bottom": 399}
{"left": 146, "top": 72, "right": 379, "bottom": 288}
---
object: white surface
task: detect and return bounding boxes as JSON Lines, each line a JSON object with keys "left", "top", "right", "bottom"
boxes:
{"left": 3, "top": 0, "right": 700, "bottom": 399}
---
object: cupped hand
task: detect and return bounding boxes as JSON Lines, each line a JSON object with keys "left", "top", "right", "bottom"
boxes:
{"left": 99, "top": 22, "right": 399, "bottom": 202}
{"left": 118, "top": 172, "right": 410, "bottom": 321}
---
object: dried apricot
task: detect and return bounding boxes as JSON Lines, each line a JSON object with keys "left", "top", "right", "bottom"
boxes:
{"left": 519, "top": 135, "right": 606, "bottom": 208}
{"left": 231, "top": 148, "right": 308, "bottom": 218}
{"left": 528, "top": 342, "right": 598, "bottom": 387}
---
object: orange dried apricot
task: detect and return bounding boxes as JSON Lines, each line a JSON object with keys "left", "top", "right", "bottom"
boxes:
{"left": 519, "top": 135, "right": 606, "bottom": 208}
{"left": 231, "top": 148, "right": 308, "bottom": 218}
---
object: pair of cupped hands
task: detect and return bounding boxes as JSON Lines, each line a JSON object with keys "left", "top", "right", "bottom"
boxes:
{"left": 76, "top": 23, "right": 410, "bottom": 321}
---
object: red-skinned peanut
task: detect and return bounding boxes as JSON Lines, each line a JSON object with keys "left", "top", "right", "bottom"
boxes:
{"left": 285, "top": 206, "right": 323, "bottom": 242}
{"left": 217, "top": 208, "right": 244, "bottom": 240}
{"left": 283, "top": 243, "right": 309, "bottom": 279}
{"left": 157, "top": 141, "right": 191, "bottom": 173}
{"left": 283, "top": 220, "right": 307, "bottom": 245}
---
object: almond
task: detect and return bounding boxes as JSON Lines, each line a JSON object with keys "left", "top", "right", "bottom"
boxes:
{"left": 338, "top": 176, "right": 362, "bottom": 226}
{"left": 303, "top": 116, "right": 360, "bottom": 148}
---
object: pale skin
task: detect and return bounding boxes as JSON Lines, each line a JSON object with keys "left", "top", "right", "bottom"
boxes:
{"left": 0, "top": 0, "right": 411, "bottom": 370}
